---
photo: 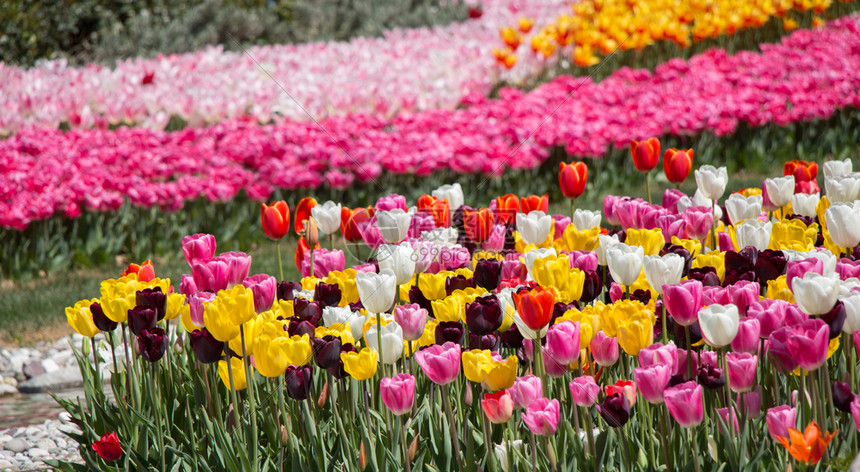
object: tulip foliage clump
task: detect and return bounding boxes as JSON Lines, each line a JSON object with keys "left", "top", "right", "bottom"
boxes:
{"left": 56, "top": 155, "right": 860, "bottom": 471}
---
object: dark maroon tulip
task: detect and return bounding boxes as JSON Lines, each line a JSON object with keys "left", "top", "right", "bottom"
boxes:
{"left": 314, "top": 283, "right": 342, "bottom": 309}
{"left": 820, "top": 301, "right": 846, "bottom": 340}
{"left": 661, "top": 244, "right": 693, "bottom": 276}
{"left": 285, "top": 365, "right": 313, "bottom": 400}
{"left": 348, "top": 301, "right": 364, "bottom": 312}
{"left": 597, "top": 392, "right": 631, "bottom": 428}
{"left": 667, "top": 373, "right": 687, "bottom": 389}
{"left": 468, "top": 332, "right": 500, "bottom": 350}
{"left": 766, "top": 327, "right": 799, "bottom": 374}
{"left": 136, "top": 287, "right": 167, "bottom": 317}
{"left": 408, "top": 285, "right": 432, "bottom": 313}
{"left": 435, "top": 321, "right": 465, "bottom": 345}
{"left": 552, "top": 303, "right": 578, "bottom": 326}
{"left": 697, "top": 364, "right": 726, "bottom": 390}
{"left": 668, "top": 317, "right": 702, "bottom": 349}
{"left": 137, "top": 327, "right": 168, "bottom": 362}
{"left": 277, "top": 281, "right": 303, "bottom": 301}
{"left": 473, "top": 259, "right": 503, "bottom": 291}
{"left": 90, "top": 301, "right": 118, "bottom": 332}
{"left": 465, "top": 295, "right": 503, "bottom": 335}
{"left": 293, "top": 299, "right": 322, "bottom": 325}
{"left": 452, "top": 206, "right": 469, "bottom": 236}
{"left": 501, "top": 324, "right": 524, "bottom": 350}
{"left": 629, "top": 289, "right": 653, "bottom": 305}
{"left": 833, "top": 381, "right": 855, "bottom": 413}
{"left": 329, "top": 343, "right": 356, "bottom": 379}
{"left": 754, "top": 250, "right": 786, "bottom": 284}
{"left": 445, "top": 275, "right": 476, "bottom": 296}
{"left": 189, "top": 328, "right": 222, "bottom": 364}
{"left": 688, "top": 267, "right": 721, "bottom": 287}
{"left": 287, "top": 320, "right": 316, "bottom": 338}
{"left": 785, "top": 214, "right": 815, "bottom": 226}
{"left": 580, "top": 270, "right": 602, "bottom": 304}
{"left": 128, "top": 306, "right": 157, "bottom": 336}
{"left": 312, "top": 335, "right": 342, "bottom": 369}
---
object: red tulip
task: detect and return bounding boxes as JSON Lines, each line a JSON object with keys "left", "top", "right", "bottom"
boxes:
{"left": 295, "top": 238, "right": 321, "bottom": 272}
{"left": 630, "top": 137, "right": 661, "bottom": 173}
{"left": 261, "top": 201, "right": 290, "bottom": 240}
{"left": 417, "top": 195, "right": 451, "bottom": 227}
{"left": 92, "top": 431, "right": 122, "bottom": 462}
{"left": 663, "top": 148, "right": 693, "bottom": 183}
{"left": 520, "top": 194, "right": 548, "bottom": 214}
{"left": 784, "top": 160, "right": 820, "bottom": 193}
{"left": 482, "top": 389, "right": 514, "bottom": 424}
{"left": 495, "top": 194, "right": 520, "bottom": 225}
{"left": 294, "top": 197, "right": 318, "bottom": 235}
{"left": 340, "top": 207, "right": 370, "bottom": 242}
{"left": 559, "top": 162, "right": 588, "bottom": 199}
{"left": 513, "top": 286, "right": 555, "bottom": 331}
{"left": 464, "top": 208, "right": 494, "bottom": 243}
{"left": 121, "top": 259, "right": 155, "bottom": 282}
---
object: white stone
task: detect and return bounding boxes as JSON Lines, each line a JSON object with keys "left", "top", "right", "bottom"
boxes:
{"left": 41, "top": 358, "right": 60, "bottom": 374}
{"left": 28, "top": 447, "right": 48, "bottom": 458}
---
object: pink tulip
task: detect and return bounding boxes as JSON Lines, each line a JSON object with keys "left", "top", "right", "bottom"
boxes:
{"left": 508, "top": 375, "right": 543, "bottom": 410}
{"left": 380, "top": 373, "right": 415, "bottom": 415}
{"left": 543, "top": 346, "right": 569, "bottom": 378}
{"left": 521, "top": 398, "right": 560, "bottom": 436}
{"left": 191, "top": 258, "right": 230, "bottom": 293}
{"left": 216, "top": 252, "right": 252, "bottom": 288}
{"left": 393, "top": 304, "right": 429, "bottom": 341}
{"left": 482, "top": 389, "right": 514, "bottom": 424}
{"left": 604, "top": 196, "right": 624, "bottom": 226}
{"left": 662, "top": 188, "right": 686, "bottom": 214}
{"left": 375, "top": 194, "right": 407, "bottom": 212}
{"left": 767, "top": 327, "right": 799, "bottom": 373}
{"left": 786, "top": 258, "right": 824, "bottom": 290}
{"left": 242, "top": 274, "right": 277, "bottom": 313}
{"left": 545, "top": 321, "right": 580, "bottom": 365}
{"left": 766, "top": 405, "right": 796, "bottom": 440}
{"left": 726, "top": 281, "right": 760, "bottom": 315}
{"left": 718, "top": 231, "right": 734, "bottom": 252}
{"left": 664, "top": 381, "right": 704, "bottom": 428}
{"left": 726, "top": 352, "right": 757, "bottom": 393}
{"left": 851, "top": 396, "right": 860, "bottom": 432}
{"left": 730, "top": 317, "right": 761, "bottom": 354}
{"left": 414, "top": 342, "right": 461, "bottom": 385}
{"left": 674, "top": 348, "right": 699, "bottom": 378}
{"left": 855, "top": 330, "right": 860, "bottom": 359}
{"left": 181, "top": 233, "right": 216, "bottom": 267}
{"left": 740, "top": 390, "right": 761, "bottom": 418}
{"left": 590, "top": 331, "right": 619, "bottom": 366}
{"left": 656, "top": 214, "right": 687, "bottom": 242}
{"left": 302, "top": 249, "right": 346, "bottom": 278}
{"left": 639, "top": 342, "right": 677, "bottom": 373}
{"left": 633, "top": 364, "right": 671, "bottom": 404}
{"left": 836, "top": 258, "right": 860, "bottom": 280}
{"left": 179, "top": 274, "right": 198, "bottom": 297}
{"left": 716, "top": 407, "right": 739, "bottom": 434}
{"left": 786, "top": 319, "right": 830, "bottom": 371}
{"left": 568, "top": 251, "right": 598, "bottom": 272}
{"left": 187, "top": 292, "right": 215, "bottom": 328}
{"left": 683, "top": 206, "right": 713, "bottom": 241}
{"left": 552, "top": 215, "right": 571, "bottom": 240}
{"left": 662, "top": 280, "right": 704, "bottom": 327}
{"left": 783, "top": 303, "right": 810, "bottom": 326}
{"left": 747, "top": 299, "right": 789, "bottom": 338}
{"left": 483, "top": 225, "right": 507, "bottom": 253}
{"left": 569, "top": 376, "right": 600, "bottom": 407}
{"left": 703, "top": 286, "right": 731, "bottom": 306}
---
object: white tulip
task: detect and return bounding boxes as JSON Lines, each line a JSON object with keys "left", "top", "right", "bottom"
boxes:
{"left": 516, "top": 211, "right": 552, "bottom": 246}
{"left": 431, "top": 183, "right": 464, "bottom": 211}
{"left": 840, "top": 291, "right": 860, "bottom": 334}
{"left": 606, "top": 243, "right": 645, "bottom": 286}
{"left": 375, "top": 209, "right": 411, "bottom": 244}
{"left": 676, "top": 195, "right": 693, "bottom": 215}
{"left": 410, "top": 240, "right": 439, "bottom": 274}
{"left": 596, "top": 234, "right": 620, "bottom": 266}
{"left": 365, "top": 322, "right": 404, "bottom": 364}
{"left": 825, "top": 202, "right": 860, "bottom": 249}
{"left": 323, "top": 305, "right": 367, "bottom": 342}
{"left": 693, "top": 189, "right": 724, "bottom": 222}
{"left": 735, "top": 220, "right": 772, "bottom": 251}
{"left": 422, "top": 227, "right": 459, "bottom": 247}
{"left": 791, "top": 272, "right": 840, "bottom": 315}
{"left": 791, "top": 193, "right": 820, "bottom": 218}
{"left": 725, "top": 193, "right": 763, "bottom": 225}
{"left": 643, "top": 253, "right": 684, "bottom": 294}
{"left": 573, "top": 209, "right": 602, "bottom": 230}
{"left": 763, "top": 176, "right": 795, "bottom": 210}
{"left": 825, "top": 175, "right": 860, "bottom": 203}
{"left": 377, "top": 244, "right": 417, "bottom": 285}
{"left": 823, "top": 158, "right": 852, "bottom": 178}
{"left": 513, "top": 312, "right": 550, "bottom": 340}
{"left": 494, "top": 440, "right": 524, "bottom": 472}
{"left": 782, "top": 249, "right": 837, "bottom": 274}
{"left": 523, "top": 248, "right": 557, "bottom": 282}
{"left": 840, "top": 278, "right": 860, "bottom": 296}
{"left": 694, "top": 165, "right": 729, "bottom": 201}
{"left": 698, "top": 304, "right": 740, "bottom": 348}
{"left": 311, "top": 200, "right": 342, "bottom": 236}
{"left": 356, "top": 269, "right": 397, "bottom": 314}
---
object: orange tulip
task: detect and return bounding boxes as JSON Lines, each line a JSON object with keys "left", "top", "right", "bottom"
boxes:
{"left": 261, "top": 201, "right": 290, "bottom": 240}
{"left": 518, "top": 18, "right": 536, "bottom": 34}
{"left": 122, "top": 260, "right": 155, "bottom": 282}
{"left": 520, "top": 195, "right": 548, "bottom": 214}
{"left": 513, "top": 286, "right": 555, "bottom": 331}
{"left": 630, "top": 137, "right": 661, "bottom": 173}
{"left": 464, "top": 208, "right": 494, "bottom": 243}
{"left": 295, "top": 238, "right": 321, "bottom": 272}
{"left": 294, "top": 197, "right": 317, "bottom": 235}
{"left": 499, "top": 27, "right": 523, "bottom": 49}
{"left": 493, "top": 48, "right": 517, "bottom": 69}
{"left": 417, "top": 195, "right": 451, "bottom": 228}
{"left": 495, "top": 194, "right": 520, "bottom": 225}
{"left": 559, "top": 162, "right": 588, "bottom": 199}
{"left": 663, "top": 148, "right": 693, "bottom": 184}
{"left": 784, "top": 160, "right": 818, "bottom": 183}
{"left": 777, "top": 420, "right": 836, "bottom": 465}
{"left": 341, "top": 207, "right": 370, "bottom": 242}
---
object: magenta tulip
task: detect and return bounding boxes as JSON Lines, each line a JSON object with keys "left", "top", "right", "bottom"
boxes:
{"left": 521, "top": 398, "right": 560, "bottom": 436}
{"left": 851, "top": 396, "right": 860, "bottom": 432}
{"left": 590, "top": 331, "right": 619, "bottom": 366}
{"left": 766, "top": 405, "right": 796, "bottom": 440}
{"left": 633, "top": 364, "right": 672, "bottom": 404}
{"left": 182, "top": 233, "right": 217, "bottom": 267}
{"left": 217, "top": 251, "right": 252, "bottom": 288}
{"left": 192, "top": 258, "right": 230, "bottom": 293}
{"left": 301, "top": 248, "right": 346, "bottom": 278}
{"left": 242, "top": 274, "right": 277, "bottom": 313}
{"left": 716, "top": 407, "right": 740, "bottom": 434}
{"left": 855, "top": 330, "right": 860, "bottom": 359}
{"left": 727, "top": 281, "right": 760, "bottom": 315}
{"left": 509, "top": 375, "right": 543, "bottom": 410}
{"left": 662, "top": 280, "right": 704, "bottom": 327}
{"left": 414, "top": 342, "right": 462, "bottom": 385}
{"left": 638, "top": 342, "right": 677, "bottom": 373}
{"left": 766, "top": 327, "right": 799, "bottom": 373}
{"left": 747, "top": 299, "right": 789, "bottom": 338}
{"left": 740, "top": 390, "right": 761, "bottom": 418}
{"left": 674, "top": 348, "right": 699, "bottom": 378}
{"left": 785, "top": 257, "right": 824, "bottom": 291}
{"left": 380, "top": 373, "right": 416, "bottom": 415}
{"left": 664, "top": 381, "right": 704, "bottom": 428}
{"left": 726, "top": 352, "right": 757, "bottom": 393}
{"left": 786, "top": 319, "right": 830, "bottom": 371}
{"left": 545, "top": 321, "right": 580, "bottom": 365}
{"left": 394, "top": 303, "right": 429, "bottom": 341}
{"left": 569, "top": 376, "right": 600, "bottom": 407}
{"left": 730, "top": 317, "right": 761, "bottom": 354}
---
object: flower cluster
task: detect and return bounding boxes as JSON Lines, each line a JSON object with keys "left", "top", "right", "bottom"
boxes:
{"left": 5, "top": 16, "right": 860, "bottom": 230}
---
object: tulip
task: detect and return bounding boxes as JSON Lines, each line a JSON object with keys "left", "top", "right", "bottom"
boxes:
{"left": 590, "top": 331, "right": 619, "bottom": 366}
{"left": 730, "top": 317, "right": 761, "bottom": 353}
{"left": 483, "top": 225, "right": 507, "bottom": 252}
{"left": 512, "top": 286, "right": 554, "bottom": 333}
{"left": 285, "top": 365, "right": 313, "bottom": 400}
{"left": 762, "top": 176, "right": 795, "bottom": 211}
{"left": 697, "top": 363, "right": 726, "bottom": 389}
{"left": 473, "top": 259, "right": 503, "bottom": 291}
{"left": 823, "top": 158, "right": 852, "bottom": 178}
{"left": 242, "top": 274, "right": 277, "bottom": 313}
{"left": 375, "top": 194, "right": 407, "bottom": 212}
{"left": 309, "top": 335, "right": 342, "bottom": 370}
{"left": 683, "top": 206, "right": 713, "bottom": 241}
{"left": 516, "top": 211, "right": 552, "bottom": 246}
{"left": 596, "top": 393, "right": 631, "bottom": 428}
{"left": 92, "top": 432, "right": 123, "bottom": 462}
{"left": 311, "top": 201, "right": 343, "bottom": 236}
{"left": 380, "top": 373, "right": 416, "bottom": 416}
{"left": 832, "top": 381, "right": 855, "bottom": 413}
{"left": 841, "top": 291, "right": 860, "bottom": 334}
{"left": 89, "top": 301, "right": 117, "bottom": 333}
{"left": 766, "top": 405, "right": 797, "bottom": 440}
{"left": 509, "top": 375, "right": 543, "bottom": 409}
{"left": 544, "top": 321, "right": 580, "bottom": 365}
{"left": 435, "top": 321, "right": 465, "bottom": 345}
{"left": 521, "top": 195, "right": 549, "bottom": 214}
{"left": 137, "top": 327, "right": 168, "bottom": 362}
{"left": 341, "top": 207, "right": 371, "bottom": 242}
{"left": 639, "top": 342, "right": 677, "bottom": 372}
{"left": 293, "top": 197, "right": 318, "bottom": 235}
{"left": 787, "top": 319, "right": 830, "bottom": 371}
{"left": 663, "top": 148, "right": 693, "bottom": 184}
{"left": 792, "top": 272, "right": 840, "bottom": 315}
{"left": 663, "top": 280, "right": 704, "bottom": 327}
{"left": 189, "top": 328, "right": 223, "bottom": 364}
{"left": 851, "top": 396, "right": 860, "bottom": 432}
{"left": 726, "top": 352, "right": 757, "bottom": 393}
{"left": 376, "top": 209, "right": 412, "bottom": 244}
{"left": 777, "top": 421, "right": 836, "bottom": 465}
{"left": 415, "top": 342, "right": 461, "bottom": 385}
{"left": 791, "top": 193, "right": 820, "bottom": 218}
{"left": 825, "top": 175, "right": 860, "bottom": 203}
{"left": 559, "top": 162, "right": 588, "bottom": 200}
{"left": 128, "top": 306, "right": 157, "bottom": 336}
{"left": 569, "top": 376, "right": 600, "bottom": 407}
{"left": 262, "top": 201, "right": 290, "bottom": 240}
{"left": 634, "top": 364, "right": 671, "bottom": 404}
{"left": 606, "top": 243, "right": 644, "bottom": 286}
{"left": 617, "top": 315, "right": 653, "bottom": 356}
{"left": 366, "top": 322, "right": 404, "bottom": 365}
{"left": 377, "top": 244, "right": 416, "bottom": 286}
{"left": 825, "top": 202, "right": 860, "bottom": 249}
{"left": 695, "top": 165, "right": 728, "bottom": 201}
{"left": 482, "top": 389, "right": 514, "bottom": 424}
{"left": 664, "top": 381, "right": 704, "bottom": 427}
{"left": 341, "top": 349, "right": 378, "bottom": 380}
{"left": 464, "top": 208, "right": 494, "bottom": 243}
{"left": 631, "top": 137, "right": 660, "bottom": 173}
{"left": 181, "top": 233, "right": 217, "bottom": 267}
{"left": 432, "top": 183, "right": 464, "bottom": 211}
{"left": 65, "top": 299, "right": 101, "bottom": 338}
{"left": 643, "top": 253, "right": 683, "bottom": 294}
{"left": 698, "top": 304, "right": 740, "bottom": 348}
{"left": 393, "top": 304, "right": 428, "bottom": 341}
{"left": 356, "top": 269, "right": 396, "bottom": 314}
{"left": 725, "top": 193, "right": 763, "bottom": 226}
{"left": 521, "top": 398, "right": 560, "bottom": 436}
{"left": 465, "top": 295, "right": 504, "bottom": 335}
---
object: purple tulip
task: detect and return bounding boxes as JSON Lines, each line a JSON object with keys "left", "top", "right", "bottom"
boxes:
{"left": 128, "top": 306, "right": 157, "bottom": 336}
{"left": 596, "top": 392, "right": 631, "bottom": 428}
{"left": 285, "top": 365, "right": 313, "bottom": 400}
{"left": 465, "top": 295, "right": 503, "bottom": 335}
{"left": 832, "top": 381, "right": 856, "bottom": 413}
{"left": 90, "top": 301, "right": 117, "bottom": 332}
{"left": 136, "top": 327, "right": 168, "bottom": 362}
{"left": 189, "top": 328, "right": 223, "bottom": 364}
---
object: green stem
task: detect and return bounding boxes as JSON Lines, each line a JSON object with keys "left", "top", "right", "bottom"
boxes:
{"left": 276, "top": 239, "right": 284, "bottom": 281}
{"left": 690, "top": 427, "right": 701, "bottom": 472}
{"left": 529, "top": 432, "right": 538, "bottom": 472}
{"left": 442, "top": 386, "right": 465, "bottom": 472}
{"left": 582, "top": 406, "right": 597, "bottom": 472}
{"left": 240, "top": 325, "right": 259, "bottom": 472}
{"left": 401, "top": 415, "right": 412, "bottom": 472}
{"left": 685, "top": 326, "right": 693, "bottom": 380}
{"left": 570, "top": 199, "right": 575, "bottom": 221}
{"left": 645, "top": 172, "right": 652, "bottom": 205}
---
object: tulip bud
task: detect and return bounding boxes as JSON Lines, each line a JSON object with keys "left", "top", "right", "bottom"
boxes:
{"left": 317, "top": 379, "right": 329, "bottom": 409}
{"left": 359, "top": 441, "right": 367, "bottom": 470}
{"left": 303, "top": 217, "right": 320, "bottom": 248}
{"left": 226, "top": 403, "right": 237, "bottom": 432}
{"left": 408, "top": 433, "right": 419, "bottom": 461}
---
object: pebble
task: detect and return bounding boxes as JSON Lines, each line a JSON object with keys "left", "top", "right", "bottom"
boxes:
{"left": 0, "top": 417, "right": 82, "bottom": 470}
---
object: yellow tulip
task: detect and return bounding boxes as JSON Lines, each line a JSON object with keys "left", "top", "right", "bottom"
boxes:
{"left": 99, "top": 275, "right": 140, "bottom": 323}
{"left": 253, "top": 334, "right": 290, "bottom": 377}
{"left": 481, "top": 355, "right": 518, "bottom": 391}
{"left": 557, "top": 225, "right": 601, "bottom": 252}
{"left": 204, "top": 296, "right": 240, "bottom": 342}
{"left": 65, "top": 299, "right": 100, "bottom": 337}
{"left": 769, "top": 219, "right": 818, "bottom": 251}
{"left": 617, "top": 316, "right": 654, "bottom": 356}
{"left": 626, "top": 228, "right": 665, "bottom": 256}
{"left": 671, "top": 236, "right": 701, "bottom": 258}
{"left": 284, "top": 334, "right": 313, "bottom": 366}
{"left": 532, "top": 254, "right": 585, "bottom": 303}
{"left": 419, "top": 319, "right": 438, "bottom": 347}
{"left": 164, "top": 293, "right": 185, "bottom": 321}
{"left": 341, "top": 349, "right": 378, "bottom": 380}
{"left": 228, "top": 317, "right": 255, "bottom": 357}
{"left": 217, "top": 285, "right": 256, "bottom": 326}
{"left": 462, "top": 350, "right": 494, "bottom": 383}
{"left": 692, "top": 252, "right": 726, "bottom": 283}
{"left": 419, "top": 273, "right": 448, "bottom": 301}
{"left": 276, "top": 299, "right": 295, "bottom": 319}
{"left": 767, "top": 276, "right": 795, "bottom": 303}
{"left": 557, "top": 307, "right": 599, "bottom": 347}
{"left": 218, "top": 357, "right": 247, "bottom": 391}
{"left": 324, "top": 269, "right": 359, "bottom": 305}
{"left": 301, "top": 276, "right": 321, "bottom": 291}
{"left": 432, "top": 296, "right": 466, "bottom": 323}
